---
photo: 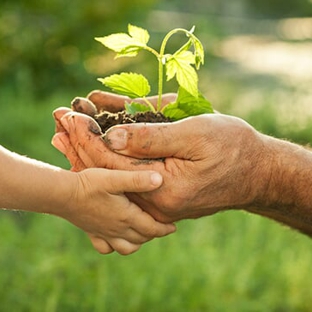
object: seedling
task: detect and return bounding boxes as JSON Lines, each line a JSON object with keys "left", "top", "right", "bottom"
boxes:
{"left": 95, "top": 24, "right": 213, "bottom": 121}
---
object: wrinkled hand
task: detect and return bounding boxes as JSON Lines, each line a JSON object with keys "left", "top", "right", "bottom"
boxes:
{"left": 106, "top": 114, "right": 271, "bottom": 219}
{"left": 52, "top": 92, "right": 267, "bottom": 222}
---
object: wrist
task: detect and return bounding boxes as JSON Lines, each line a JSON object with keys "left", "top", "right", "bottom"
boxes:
{"left": 44, "top": 169, "right": 77, "bottom": 218}
{"left": 249, "top": 134, "right": 280, "bottom": 210}
{"left": 0, "top": 145, "right": 74, "bottom": 215}
{"left": 247, "top": 135, "right": 312, "bottom": 223}
{"left": 262, "top": 138, "right": 303, "bottom": 207}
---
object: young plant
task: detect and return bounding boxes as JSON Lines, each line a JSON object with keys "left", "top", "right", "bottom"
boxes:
{"left": 95, "top": 24, "right": 213, "bottom": 121}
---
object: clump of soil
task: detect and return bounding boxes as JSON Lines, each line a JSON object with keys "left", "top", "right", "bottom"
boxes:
{"left": 94, "top": 110, "right": 171, "bottom": 133}
{"left": 71, "top": 96, "right": 172, "bottom": 134}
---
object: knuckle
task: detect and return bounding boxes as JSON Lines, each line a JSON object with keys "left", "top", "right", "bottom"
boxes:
{"left": 144, "top": 224, "right": 158, "bottom": 237}
{"left": 131, "top": 172, "right": 145, "bottom": 190}
{"left": 97, "top": 247, "right": 114, "bottom": 255}
{"left": 117, "top": 244, "right": 140, "bottom": 256}
{"left": 91, "top": 238, "right": 114, "bottom": 255}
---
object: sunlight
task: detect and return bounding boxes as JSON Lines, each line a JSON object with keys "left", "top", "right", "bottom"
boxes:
{"left": 278, "top": 17, "right": 312, "bottom": 40}
{"left": 217, "top": 35, "right": 312, "bottom": 82}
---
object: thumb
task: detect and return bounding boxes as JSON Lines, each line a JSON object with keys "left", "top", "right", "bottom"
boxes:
{"left": 103, "top": 120, "right": 193, "bottom": 159}
{"left": 82, "top": 168, "right": 164, "bottom": 194}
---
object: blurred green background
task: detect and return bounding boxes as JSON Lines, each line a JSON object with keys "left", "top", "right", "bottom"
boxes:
{"left": 1, "top": 0, "right": 312, "bottom": 311}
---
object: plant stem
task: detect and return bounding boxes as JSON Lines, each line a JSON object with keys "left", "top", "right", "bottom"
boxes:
{"left": 142, "top": 97, "right": 156, "bottom": 112}
{"left": 157, "top": 28, "right": 196, "bottom": 111}
{"left": 142, "top": 27, "right": 196, "bottom": 112}
{"left": 157, "top": 56, "right": 164, "bottom": 112}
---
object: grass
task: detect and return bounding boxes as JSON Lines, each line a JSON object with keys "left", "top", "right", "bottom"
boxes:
{"left": 2, "top": 53, "right": 312, "bottom": 311}
{"left": 1, "top": 211, "right": 312, "bottom": 311}
{"left": 0, "top": 86, "right": 74, "bottom": 168}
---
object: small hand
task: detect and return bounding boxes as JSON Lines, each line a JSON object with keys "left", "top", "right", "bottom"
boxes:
{"left": 62, "top": 168, "right": 175, "bottom": 255}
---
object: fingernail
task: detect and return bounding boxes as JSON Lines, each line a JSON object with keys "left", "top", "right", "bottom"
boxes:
{"left": 150, "top": 172, "right": 163, "bottom": 187}
{"left": 51, "top": 135, "right": 67, "bottom": 154}
{"left": 60, "top": 116, "right": 70, "bottom": 132}
{"left": 88, "top": 119, "right": 102, "bottom": 135}
{"left": 106, "top": 128, "right": 128, "bottom": 150}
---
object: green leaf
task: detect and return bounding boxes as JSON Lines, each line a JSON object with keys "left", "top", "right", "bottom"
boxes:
{"left": 173, "top": 39, "right": 193, "bottom": 58}
{"left": 98, "top": 73, "right": 151, "bottom": 98}
{"left": 166, "top": 51, "right": 195, "bottom": 79}
{"left": 128, "top": 24, "right": 150, "bottom": 45}
{"left": 184, "top": 27, "right": 204, "bottom": 69}
{"left": 125, "top": 102, "right": 152, "bottom": 115}
{"left": 166, "top": 51, "right": 198, "bottom": 97}
{"left": 176, "top": 63, "right": 198, "bottom": 98}
{"left": 191, "top": 36, "right": 205, "bottom": 69}
{"left": 95, "top": 34, "right": 138, "bottom": 53}
{"left": 162, "top": 87, "right": 213, "bottom": 121}
{"left": 95, "top": 24, "right": 149, "bottom": 58}
{"left": 173, "top": 28, "right": 204, "bottom": 69}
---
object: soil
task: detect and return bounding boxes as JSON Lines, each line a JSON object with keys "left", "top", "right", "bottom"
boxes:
{"left": 71, "top": 96, "right": 171, "bottom": 133}
{"left": 94, "top": 110, "right": 172, "bottom": 133}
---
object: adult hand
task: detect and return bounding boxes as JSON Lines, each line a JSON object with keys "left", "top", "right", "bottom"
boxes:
{"left": 52, "top": 107, "right": 269, "bottom": 223}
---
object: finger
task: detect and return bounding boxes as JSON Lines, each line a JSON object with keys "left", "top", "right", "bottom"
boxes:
{"left": 51, "top": 132, "right": 68, "bottom": 155}
{"left": 87, "top": 90, "right": 177, "bottom": 112}
{"left": 60, "top": 111, "right": 163, "bottom": 171}
{"left": 52, "top": 107, "right": 72, "bottom": 132}
{"left": 106, "top": 226, "right": 162, "bottom": 245}
{"left": 87, "top": 90, "right": 131, "bottom": 113}
{"left": 58, "top": 112, "right": 106, "bottom": 168}
{"left": 130, "top": 209, "right": 177, "bottom": 238}
{"left": 51, "top": 132, "right": 87, "bottom": 171}
{"left": 103, "top": 117, "right": 202, "bottom": 159}
{"left": 107, "top": 238, "right": 141, "bottom": 255}
{"left": 88, "top": 235, "right": 114, "bottom": 254}
{"left": 137, "top": 93, "right": 177, "bottom": 109}
{"left": 99, "top": 169, "right": 163, "bottom": 193}
{"left": 60, "top": 111, "right": 103, "bottom": 136}
{"left": 114, "top": 228, "right": 152, "bottom": 244}
{"left": 53, "top": 107, "right": 72, "bottom": 121}
{"left": 126, "top": 192, "right": 174, "bottom": 223}
{"left": 71, "top": 97, "right": 98, "bottom": 117}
